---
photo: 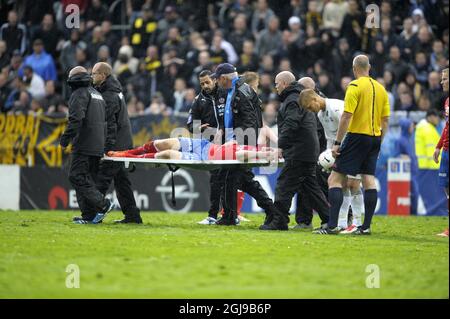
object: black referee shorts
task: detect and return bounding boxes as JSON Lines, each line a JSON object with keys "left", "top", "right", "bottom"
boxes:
{"left": 333, "top": 133, "right": 381, "bottom": 176}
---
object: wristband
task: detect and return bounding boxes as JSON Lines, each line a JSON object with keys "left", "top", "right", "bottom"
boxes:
{"left": 334, "top": 140, "right": 341, "bottom": 146}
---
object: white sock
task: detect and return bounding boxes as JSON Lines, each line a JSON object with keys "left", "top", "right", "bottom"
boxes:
{"left": 338, "top": 189, "right": 352, "bottom": 228}
{"left": 350, "top": 191, "right": 365, "bottom": 227}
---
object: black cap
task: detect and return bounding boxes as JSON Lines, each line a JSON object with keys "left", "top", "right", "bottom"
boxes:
{"left": 211, "top": 63, "right": 236, "bottom": 79}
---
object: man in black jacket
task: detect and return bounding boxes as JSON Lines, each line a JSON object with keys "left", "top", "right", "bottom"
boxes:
{"left": 60, "top": 66, "right": 114, "bottom": 224}
{"left": 91, "top": 62, "right": 142, "bottom": 224}
{"left": 187, "top": 70, "right": 227, "bottom": 224}
{"left": 212, "top": 63, "right": 280, "bottom": 226}
{"left": 294, "top": 77, "right": 329, "bottom": 230}
{"left": 262, "top": 71, "right": 329, "bottom": 230}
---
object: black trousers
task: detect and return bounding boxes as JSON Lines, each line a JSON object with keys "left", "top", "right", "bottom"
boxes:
{"left": 68, "top": 153, "right": 106, "bottom": 220}
{"left": 274, "top": 160, "right": 329, "bottom": 225}
{"left": 208, "top": 169, "right": 224, "bottom": 218}
{"left": 295, "top": 165, "right": 329, "bottom": 225}
{"left": 95, "top": 160, "right": 140, "bottom": 218}
{"left": 222, "top": 167, "right": 278, "bottom": 221}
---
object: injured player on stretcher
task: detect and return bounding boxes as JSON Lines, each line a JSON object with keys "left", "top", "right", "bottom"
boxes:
{"left": 107, "top": 137, "right": 281, "bottom": 162}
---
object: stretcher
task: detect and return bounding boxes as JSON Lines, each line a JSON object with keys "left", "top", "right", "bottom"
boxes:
{"left": 102, "top": 156, "right": 284, "bottom": 206}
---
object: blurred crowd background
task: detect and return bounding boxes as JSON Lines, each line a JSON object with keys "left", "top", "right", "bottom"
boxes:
{"left": 0, "top": 0, "right": 448, "bottom": 129}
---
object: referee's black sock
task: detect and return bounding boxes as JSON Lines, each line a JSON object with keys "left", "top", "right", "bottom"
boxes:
{"left": 328, "top": 187, "right": 343, "bottom": 229}
{"left": 362, "top": 189, "right": 378, "bottom": 230}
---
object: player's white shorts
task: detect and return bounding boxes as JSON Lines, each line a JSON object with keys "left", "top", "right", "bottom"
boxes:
{"left": 347, "top": 174, "right": 362, "bottom": 180}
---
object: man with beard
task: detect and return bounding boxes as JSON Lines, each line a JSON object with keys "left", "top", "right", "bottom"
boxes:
{"left": 187, "top": 70, "right": 228, "bottom": 225}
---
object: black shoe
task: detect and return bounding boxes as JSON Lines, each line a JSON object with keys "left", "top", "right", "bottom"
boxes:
{"left": 92, "top": 198, "right": 114, "bottom": 224}
{"left": 114, "top": 216, "right": 143, "bottom": 224}
{"left": 292, "top": 223, "right": 313, "bottom": 230}
{"left": 263, "top": 214, "right": 273, "bottom": 226}
{"left": 215, "top": 218, "right": 237, "bottom": 226}
{"left": 259, "top": 222, "right": 288, "bottom": 231}
{"left": 312, "top": 227, "right": 340, "bottom": 235}
{"left": 352, "top": 226, "right": 371, "bottom": 235}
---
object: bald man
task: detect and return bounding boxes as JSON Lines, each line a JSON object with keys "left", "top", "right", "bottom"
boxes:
{"left": 91, "top": 62, "right": 142, "bottom": 224}
{"left": 60, "top": 66, "right": 114, "bottom": 224}
{"left": 260, "top": 71, "right": 329, "bottom": 231}
{"left": 298, "top": 77, "right": 316, "bottom": 90}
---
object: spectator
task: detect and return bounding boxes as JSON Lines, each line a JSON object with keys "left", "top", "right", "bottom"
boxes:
{"left": 128, "top": 60, "right": 153, "bottom": 107}
{"left": 375, "top": 17, "right": 400, "bottom": 52}
{"left": 305, "top": 0, "right": 323, "bottom": 30}
{"left": 44, "top": 80, "right": 67, "bottom": 114}
{"left": 97, "top": 45, "right": 112, "bottom": 65}
{"left": 113, "top": 45, "right": 139, "bottom": 76}
{"left": 130, "top": 5, "right": 157, "bottom": 58}
{"left": 209, "top": 33, "right": 230, "bottom": 66}
{"left": 4, "top": 77, "right": 32, "bottom": 113}
{"left": 322, "top": 0, "right": 348, "bottom": 37}
{"left": 405, "top": 71, "right": 423, "bottom": 104}
{"left": 227, "top": 14, "right": 253, "bottom": 55}
{"left": 332, "top": 38, "right": 353, "bottom": 86}
{"left": 162, "top": 26, "right": 189, "bottom": 58}
{"left": 157, "top": 6, "right": 188, "bottom": 46}
{"left": 172, "top": 78, "right": 191, "bottom": 114}
{"left": 23, "top": 39, "right": 57, "bottom": 82}
{"left": 87, "top": 26, "right": 106, "bottom": 65}
{"left": 0, "top": 10, "right": 27, "bottom": 56}
{"left": 317, "top": 72, "right": 337, "bottom": 98}
{"left": 145, "top": 91, "right": 170, "bottom": 116}
{"left": 413, "top": 25, "right": 433, "bottom": 55}
{"left": 229, "top": 0, "right": 253, "bottom": 25}
{"left": 256, "top": 16, "right": 282, "bottom": 57}
{"left": 101, "top": 20, "right": 120, "bottom": 59}
{"left": 415, "top": 109, "right": 441, "bottom": 169}
{"left": 251, "top": 0, "right": 276, "bottom": 37}
{"left": 31, "top": 14, "right": 62, "bottom": 58}
{"left": 335, "top": 76, "right": 352, "bottom": 100}
{"left": 428, "top": 71, "right": 445, "bottom": 111}
{"left": 417, "top": 93, "right": 432, "bottom": 111}
{"left": 191, "top": 50, "right": 212, "bottom": 89}
{"left": 430, "top": 40, "right": 446, "bottom": 72}
{"left": 399, "top": 17, "right": 418, "bottom": 61}
{"left": 340, "top": 0, "right": 364, "bottom": 51}
{"left": 413, "top": 51, "right": 431, "bottom": 85}
{"left": 60, "top": 30, "right": 87, "bottom": 75}
{"left": 371, "top": 39, "right": 388, "bottom": 79}
{"left": 22, "top": 65, "right": 45, "bottom": 99}
{"left": 236, "top": 40, "right": 259, "bottom": 73}
{"left": 84, "top": 0, "right": 110, "bottom": 30}
{"left": 385, "top": 45, "right": 410, "bottom": 84}
{"left": 397, "top": 91, "right": 417, "bottom": 111}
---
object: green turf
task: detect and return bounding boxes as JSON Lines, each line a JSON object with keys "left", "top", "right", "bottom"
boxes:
{"left": 0, "top": 210, "right": 448, "bottom": 298}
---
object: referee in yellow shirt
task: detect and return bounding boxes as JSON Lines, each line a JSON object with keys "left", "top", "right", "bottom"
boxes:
{"left": 314, "top": 55, "right": 390, "bottom": 235}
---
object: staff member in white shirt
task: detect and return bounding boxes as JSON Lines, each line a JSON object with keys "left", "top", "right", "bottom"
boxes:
{"left": 299, "top": 88, "right": 365, "bottom": 233}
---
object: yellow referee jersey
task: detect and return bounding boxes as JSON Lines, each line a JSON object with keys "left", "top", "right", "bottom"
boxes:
{"left": 344, "top": 76, "right": 390, "bottom": 136}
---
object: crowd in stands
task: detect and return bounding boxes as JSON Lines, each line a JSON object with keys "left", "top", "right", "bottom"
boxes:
{"left": 0, "top": 0, "right": 448, "bottom": 128}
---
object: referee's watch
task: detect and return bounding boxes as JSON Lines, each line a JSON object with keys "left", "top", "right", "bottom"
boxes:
{"left": 334, "top": 140, "right": 341, "bottom": 146}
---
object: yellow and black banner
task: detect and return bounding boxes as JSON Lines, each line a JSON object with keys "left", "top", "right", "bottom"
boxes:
{"left": 0, "top": 113, "right": 189, "bottom": 167}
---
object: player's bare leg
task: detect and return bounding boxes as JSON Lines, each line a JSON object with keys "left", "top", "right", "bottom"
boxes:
{"left": 154, "top": 138, "right": 181, "bottom": 151}
{"left": 155, "top": 149, "right": 182, "bottom": 160}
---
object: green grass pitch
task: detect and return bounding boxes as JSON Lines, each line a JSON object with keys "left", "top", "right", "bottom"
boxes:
{"left": 0, "top": 210, "right": 448, "bottom": 298}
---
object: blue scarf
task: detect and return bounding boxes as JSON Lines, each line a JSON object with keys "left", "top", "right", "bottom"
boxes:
{"left": 224, "top": 77, "right": 239, "bottom": 142}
